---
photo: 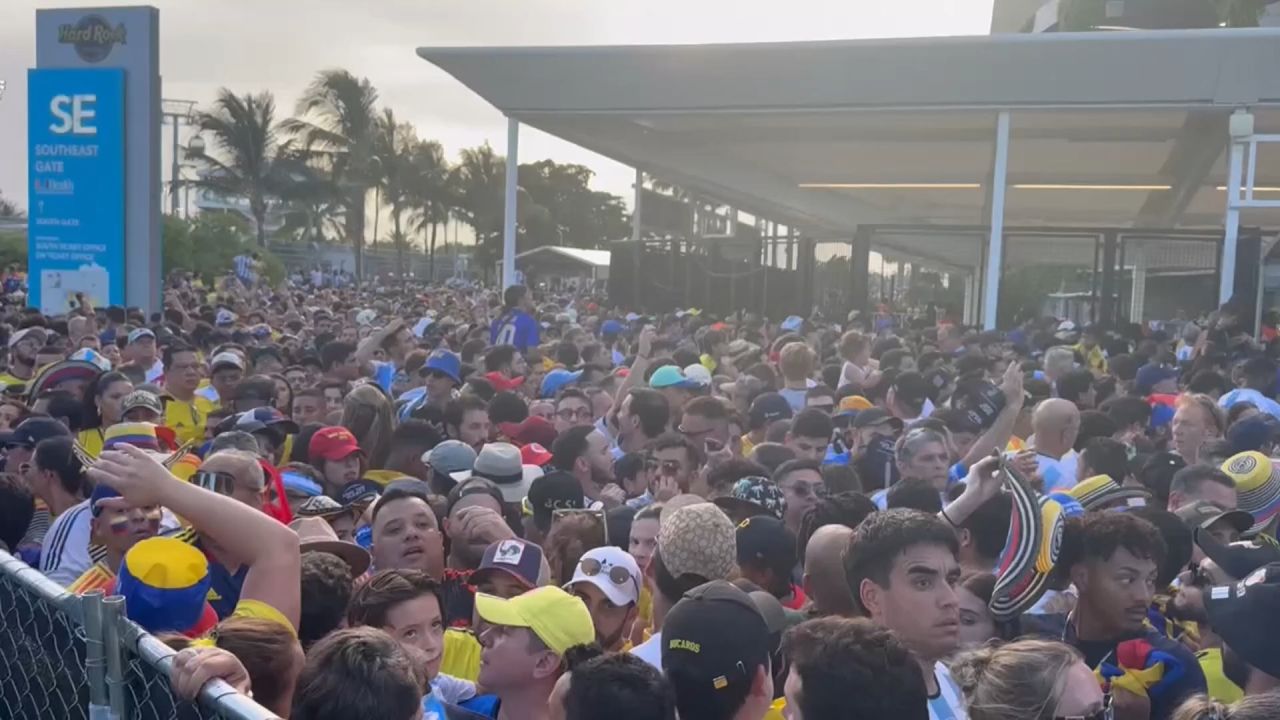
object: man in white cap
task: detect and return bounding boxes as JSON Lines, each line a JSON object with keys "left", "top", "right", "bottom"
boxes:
{"left": 0, "top": 326, "right": 47, "bottom": 388}
{"left": 565, "top": 546, "right": 642, "bottom": 652}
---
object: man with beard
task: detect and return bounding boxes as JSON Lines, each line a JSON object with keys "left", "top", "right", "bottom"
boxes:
{"left": 0, "top": 326, "right": 47, "bottom": 388}
{"left": 552, "top": 426, "right": 625, "bottom": 510}
{"left": 1061, "top": 512, "right": 1206, "bottom": 720}
{"left": 565, "top": 546, "right": 642, "bottom": 651}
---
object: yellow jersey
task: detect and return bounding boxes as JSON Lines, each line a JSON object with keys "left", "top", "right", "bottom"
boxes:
{"left": 440, "top": 627, "right": 482, "bottom": 682}
{"left": 164, "top": 396, "right": 214, "bottom": 447}
{"left": 0, "top": 371, "right": 31, "bottom": 390}
{"left": 76, "top": 428, "right": 107, "bottom": 459}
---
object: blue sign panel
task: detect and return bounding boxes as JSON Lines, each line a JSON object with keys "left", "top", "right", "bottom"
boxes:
{"left": 27, "top": 67, "right": 125, "bottom": 315}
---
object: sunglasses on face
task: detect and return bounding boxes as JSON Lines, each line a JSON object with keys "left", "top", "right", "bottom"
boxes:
{"left": 193, "top": 470, "right": 238, "bottom": 495}
{"left": 578, "top": 557, "right": 638, "bottom": 595}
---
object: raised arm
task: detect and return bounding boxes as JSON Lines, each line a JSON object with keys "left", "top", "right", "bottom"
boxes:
{"left": 87, "top": 446, "right": 300, "bottom": 630}
{"left": 957, "top": 361, "right": 1026, "bottom": 470}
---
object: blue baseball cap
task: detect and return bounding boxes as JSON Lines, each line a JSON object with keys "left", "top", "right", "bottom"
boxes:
{"left": 422, "top": 350, "right": 462, "bottom": 384}
{"left": 1135, "top": 363, "right": 1179, "bottom": 395}
{"left": 540, "top": 368, "right": 583, "bottom": 399}
{"left": 1227, "top": 415, "right": 1280, "bottom": 455}
{"left": 601, "top": 320, "right": 623, "bottom": 336}
{"left": 648, "top": 365, "right": 696, "bottom": 390}
{"left": 780, "top": 315, "right": 804, "bottom": 333}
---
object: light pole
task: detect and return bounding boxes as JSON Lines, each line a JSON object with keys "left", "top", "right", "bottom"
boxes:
{"left": 161, "top": 99, "right": 197, "bottom": 216}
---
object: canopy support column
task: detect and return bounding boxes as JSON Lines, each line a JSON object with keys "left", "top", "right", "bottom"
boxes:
{"left": 631, "top": 168, "right": 643, "bottom": 243}
{"left": 503, "top": 117, "right": 520, "bottom": 289}
{"left": 850, "top": 227, "right": 871, "bottom": 317}
{"left": 982, "top": 111, "right": 1011, "bottom": 330}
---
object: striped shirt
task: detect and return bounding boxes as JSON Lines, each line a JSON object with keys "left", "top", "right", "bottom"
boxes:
{"left": 41, "top": 500, "right": 92, "bottom": 588}
{"left": 68, "top": 561, "right": 116, "bottom": 596}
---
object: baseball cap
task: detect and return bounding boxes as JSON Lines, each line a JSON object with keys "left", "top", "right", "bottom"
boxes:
{"left": 471, "top": 538, "right": 545, "bottom": 590}
{"left": 127, "top": 328, "right": 156, "bottom": 345}
{"left": 422, "top": 350, "right": 462, "bottom": 384}
{"left": 308, "top": 427, "right": 364, "bottom": 463}
{"left": 526, "top": 470, "right": 585, "bottom": 532}
{"left": 424, "top": 440, "right": 477, "bottom": 479}
{"left": 565, "top": 546, "right": 642, "bottom": 607}
{"left": 649, "top": 365, "right": 696, "bottom": 390}
{"left": 541, "top": 368, "right": 583, "bottom": 399}
{"left": 1220, "top": 452, "right": 1280, "bottom": 536}
{"left": 209, "top": 352, "right": 245, "bottom": 373}
{"left": 951, "top": 380, "right": 1007, "bottom": 430}
{"left": 1194, "top": 526, "right": 1280, "bottom": 580}
{"left": 339, "top": 479, "right": 382, "bottom": 509}
{"left": 889, "top": 372, "right": 930, "bottom": 411}
{"left": 1175, "top": 501, "right": 1254, "bottom": 535}
{"left": 474, "top": 586, "right": 595, "bottom": 655}
{"left": 1, "top": 417, "right": 71, "bottom": 449}
{"left": 234, "top": 407, "right": 300, "bottom": 436}
{"left": 601, "top": 320, "right": 623, "bottom": 336}
{"left": 499, "top": 416, "right": 558, "bottom": 449}
{"left": 713, "top": 477, "right": 786, "bottom": 522}
{"left": 849, "top": 407, "right": 903, "bottom": 431}
{"left": 121, "top": 390, "right": 164, "bottom": 418}
{"left": 748, "top": 392, "right": 793, "bottom": 430}
{"left": 682, "top": 365, "right": 712, "bottom": 389}
{"left": 451, "top": 442, "right": 528, "bottom": 503}
{"left": 661, "top": 580, "right": 772, "bottom": 700}
{"left": 8, "top": 326, "right": 47, "bottom": 349}
{"left": 1135, "top": 364, "right": 1179, "bottom": 395}
{"left": 735, "top": 515, "right": 796, "bottom": 576}
{"left": 779, "top": 315, "right": 804, "bottom": 332}
{"left": 1227, "top": 415, "right": 1280, "bottom": 455}
{"left": 89, "top": 483, "right": 123, "bottom": 517}
{"left": 658, "top": 503, "right": 737, "bottom": 582}
{"left": 1206, "top": 563, "right": 1280, "bottom": 679}
{"left": 521, "top": 443, "right": 554, "bottom": 467}
{"left": 835, "top": 396, "right": 873, "bottom": 418}
{"left": 484, "top": 371, "right": 525, "bottom": 393}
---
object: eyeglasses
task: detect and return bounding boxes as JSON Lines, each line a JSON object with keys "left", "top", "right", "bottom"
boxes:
{"left": 193, "top": 470, "right": 238, "bottom": 495}
{"left": 556, "top": 407, "right": 594, "bottom": 422}
{"left": 644, "top": 459, "right": 683, "bottom": 476}
{"left": 578, "top": 557, "right": 638, "bottom": 595}
{"left": 1055, "top": 695, "right": 1113, "bottom": 720}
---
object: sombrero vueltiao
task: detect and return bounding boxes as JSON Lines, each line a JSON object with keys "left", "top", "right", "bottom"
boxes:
{"left": 1221, "top": 451, "right": 1280, "bottom": 537}
{"left": 74, "top": 422, "right": 194, "bottom": 469}
{"left": 991, "top": 458, "right": 1067, "bottom": 620}
{"left": 1065, "top": 474, "right": 1151, "bottom": 512}
{"left": 25, "top": 359, "right": 104, "bottom": 402}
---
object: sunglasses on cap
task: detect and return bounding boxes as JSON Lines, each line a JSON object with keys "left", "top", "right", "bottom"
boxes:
{"left": 1055, "top": 694, "right": 1112, "bottom": 720}
{"left": 578, "top": 557, "right": 638, "bottom": 595}
{"left": 193, "top": 470, "right": 238, "bottom": 495}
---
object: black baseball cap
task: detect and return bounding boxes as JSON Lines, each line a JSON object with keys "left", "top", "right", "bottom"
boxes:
{"left": 890, "top": 372, "right": 930, "bottom": 411}
{"left": 526, "top": 470, "right": 585, "bottom": 533}
{"left": 735, "top": 515, "right": 796, "bottom": 576}
{"left": 1195, "top": 527, "right": 1280, "bottom": 580}
{"left": 850, "top": 407, "right": 902, "bottom": 431}
{"left": 1, "top": 417, "right": 71, "bottom": 449}
{"left": 1206, "top": 562, "right": 1280, "bottom": 678}
{"left": 952, "top": 380, "right": 1007, "bottom": 431}
{"left": 662, "top": 580, "right": 771, "bottom": 701}
{"left": 748, "top": 393, "right": 793, "bottom": 431}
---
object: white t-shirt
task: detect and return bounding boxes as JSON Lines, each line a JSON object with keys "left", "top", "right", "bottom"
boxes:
{"left": 1036, "top": 450, "right": 1080, "bottom": 493}
{"left": 145, "top": 358, "right": 165, "bottom": 384}
{"left": 839, "top": 361, "right": 870, "bottom": 389}
{"left": 928, "top": 662, "right": 968, "bottom": 720}
{"left": 40, "top": 500, "right": 92, "bottom": 588}
{"left": 631, "top": 630, "right": 663, "bottom": 669}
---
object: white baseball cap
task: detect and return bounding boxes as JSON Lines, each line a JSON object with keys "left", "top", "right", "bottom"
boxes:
{"left": 565, "top": 546, "right": 642, "bottom": 606}
{"left": 209, "top": 351, "right": 246, "bottom": 372}
{"left": 682, "top": 364, "right": 712, "bottom": 388}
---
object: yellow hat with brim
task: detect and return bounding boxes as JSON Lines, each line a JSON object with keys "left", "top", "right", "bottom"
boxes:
{"left": 474, "top": 586, "right": 595, "bottom": 655}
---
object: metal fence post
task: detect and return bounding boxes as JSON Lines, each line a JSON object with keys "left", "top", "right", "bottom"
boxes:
{"left": 103, "top": 596, "right": 128, "bottom": 720}
{"left": 82, "top": 591, "right": 115, "bottom": 719}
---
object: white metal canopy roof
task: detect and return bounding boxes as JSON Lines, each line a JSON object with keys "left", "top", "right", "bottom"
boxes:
{"left": 515, "top": 246, "right": 611, "bottom": 268}
{"left": 419, "top": 29, "right": 1280, "bottom": 269}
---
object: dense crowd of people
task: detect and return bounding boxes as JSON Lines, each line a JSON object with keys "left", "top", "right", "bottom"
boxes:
{"left": 1, "top": 271, "right": 1280, "bottom": 720}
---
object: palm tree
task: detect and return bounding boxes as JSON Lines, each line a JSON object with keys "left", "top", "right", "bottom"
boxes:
{"left": 281, "top": 69, "right": 379, "bottom": 280}
{"left": 408, "top": 140, "right": 452, "bottom": 283}
{"left": 372, "top": 108, "right": 420, "bottom": 281}
{"left": 451, "top": 143, "right": 507, "bottom": 278}
{"left": 0, "top": 192, "right": 22, "bottom": 219}
{"left": 191, "top": 89, "right": 284, "bottom": 247}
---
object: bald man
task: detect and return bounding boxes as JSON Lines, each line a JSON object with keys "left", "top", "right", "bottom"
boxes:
{"left": 802, "top": 525, "right": 858, "bottom": 617}
{"left": 1031, "top": 398, "right": 1080, "bottom": 492}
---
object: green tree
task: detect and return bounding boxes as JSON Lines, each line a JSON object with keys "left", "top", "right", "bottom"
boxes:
{"left": 372, "top": 108, "right": 420, "bottom": 280}
{"left": 192, "top": 89, "right": 286, "bottom": 248}
{"left": 408, "top": 140, "right": 454, "bottom": 282}
{"left": 281, "top": 69, "right": 380, "bottom": 280}
{"left": 0, "top": 192, "right": 23, "bottom": 218}
{"left": 162, "top": 214, "right": 284, "bottom": 285}
{"left": 516, "top": 160, "right": 630, "bottom": 249}
{"left": 451, "top": 143, "right": 506, "bottom": 276}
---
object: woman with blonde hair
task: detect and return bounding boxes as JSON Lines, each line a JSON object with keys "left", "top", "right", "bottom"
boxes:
{"left": 951, "top": 639, "right": 1107, "bottom": 720}
{"left": 341, "top": 383, "right": 394, "bottom": 470}
{"left": 1173, "top": 694, "right": 1280, "bottom": 720}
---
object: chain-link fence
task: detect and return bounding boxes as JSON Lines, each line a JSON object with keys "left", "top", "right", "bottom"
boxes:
{"left": 0, "top": 551, "right": 277, "bottom": 720}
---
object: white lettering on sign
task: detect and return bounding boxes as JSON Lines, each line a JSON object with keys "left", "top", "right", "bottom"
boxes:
{"left": 48, "top": 94, "right": 97, "bottom": 135}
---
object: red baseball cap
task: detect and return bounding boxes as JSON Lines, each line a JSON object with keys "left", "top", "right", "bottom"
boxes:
{"left": 499, "top": 416, "right": 557, "bottom": 449}
{"left": 484, "top": 371, "right": 526, "bottom": 393}
{"left": 521, "top": 442, "right": 554, "bottom": 467}
{"left": 309, "top": 426, "right": 364, "bottom": 462}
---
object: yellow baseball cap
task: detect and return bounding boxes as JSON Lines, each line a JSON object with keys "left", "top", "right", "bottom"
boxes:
{"left": 475, "top": 586, "right": 595, "bottom": 655}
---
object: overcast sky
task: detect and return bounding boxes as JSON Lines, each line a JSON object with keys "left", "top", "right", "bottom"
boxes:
{"left": 1, "top": 0, "right": 995, "bottom": 212}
